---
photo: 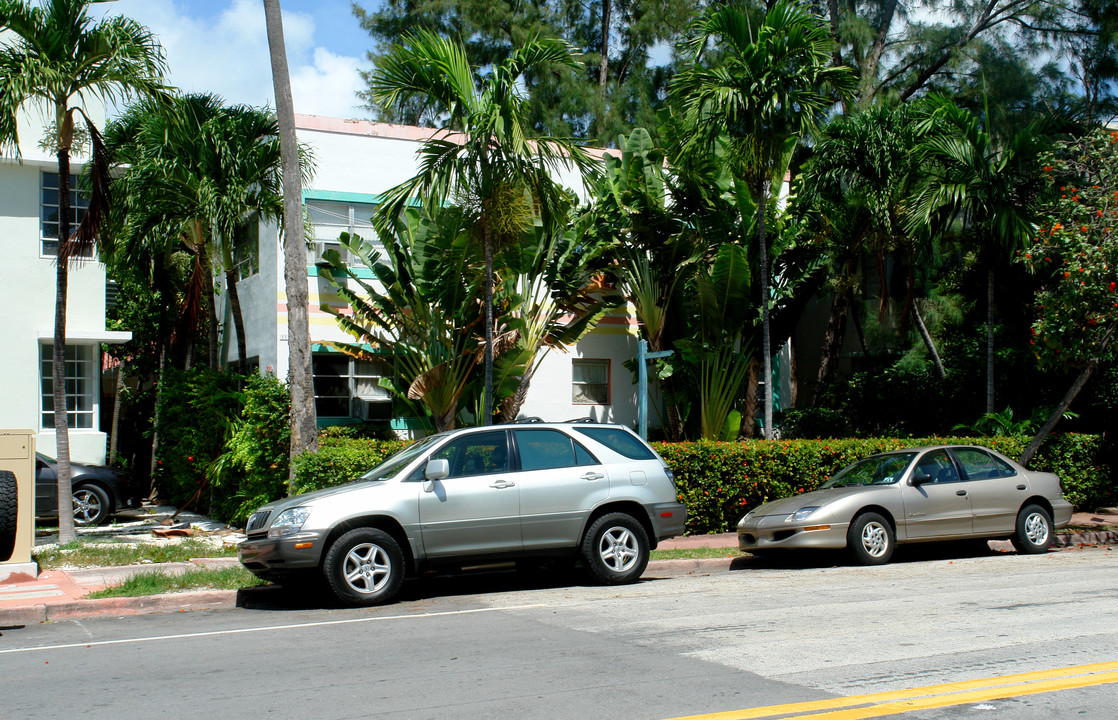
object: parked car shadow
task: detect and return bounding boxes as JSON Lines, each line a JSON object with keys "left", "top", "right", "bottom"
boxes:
{"left": 235, "top": 559, "right": 660, "bottom": 612}
{"left": 729, "top": 540, "right": 1007, "bottom": 571}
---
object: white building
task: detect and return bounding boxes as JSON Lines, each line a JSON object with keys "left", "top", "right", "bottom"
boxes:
{"left": 0, "top": 98, "right": 129, "bottom": 465}
{"left": 227, "top": 115, "right": 651, "bottom": 435}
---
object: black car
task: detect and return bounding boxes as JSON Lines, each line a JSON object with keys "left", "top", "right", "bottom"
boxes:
{"left": 35, "top": 453, "right": 145, "bottom": 525}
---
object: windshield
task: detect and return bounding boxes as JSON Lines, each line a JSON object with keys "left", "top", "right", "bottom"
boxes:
{"left": 820, "top": 453, "right": 917, "bottom": 488}
{"left": 359, "top": 434, "right": 444, "bottom": 481}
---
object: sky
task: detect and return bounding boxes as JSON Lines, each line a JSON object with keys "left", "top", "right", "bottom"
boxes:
{"left": 98, "top": 0, "right": 378, "bottom": 119}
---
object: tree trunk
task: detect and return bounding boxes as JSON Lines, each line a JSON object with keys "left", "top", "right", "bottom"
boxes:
{"left": 54, "top": 138, "right": 76, "bottom": 545}
{"left": 599, "top": 0, "right": 611, "bottom": 89}
{"left": 741, "top": 357, "right": 759, "bottom": 439}
{"left": 1020, "top": 319, "right": 1118, "bottom": 466}
{"left": 108, "top": 362, "right": 124, "bottom": 466}
{"left": 201, "top": 243, "right": 219, "bottom": 370}
{"left": 986, "top": 267, "right": 995, "bottom": 414}
{"left": 759, "top": 178, "right": 773, "bottom": 440}
{"left": 482, "top": 226, "right": 495, "bottom": 425}
{"left": 913, "top": 299, "right": 947, "bottom": 380}
{"left": 264, "top": 0, "right": 319, "bottom": 489}
{"left": 149, "top": 342, "right": 166, "bottom": 501}
{"left": 225, "top": 268, "right": 249, "bottom": 374}
{"left": 813, "top": 289, "right": 850, "bottom": 406}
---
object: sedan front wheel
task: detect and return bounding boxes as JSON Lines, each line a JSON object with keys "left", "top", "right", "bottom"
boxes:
{"left": 847, "top": 512, "right": 894, "bottom": 565}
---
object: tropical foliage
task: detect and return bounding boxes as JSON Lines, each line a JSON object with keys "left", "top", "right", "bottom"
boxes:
{"left": 0, "top": 0, "right": 169, "bottom": 543}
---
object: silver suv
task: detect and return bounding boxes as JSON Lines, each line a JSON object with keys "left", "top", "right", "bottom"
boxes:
{"left": 239, "top": 422, "right": 686, "bottom": 605}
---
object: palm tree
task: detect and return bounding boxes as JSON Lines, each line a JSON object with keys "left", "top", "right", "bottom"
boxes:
{"left": 367, "top": 29, "right": 599, "bottom": 425}
{"left": 913, "top": 95, "right": 1047, "bottom": 414}
{"left": 671, "top": 0, "right": 855, "bottom": 439}
{"left": 0, "top": 0, "right": 169, "bottom": 543}
{"left": 804, "top": 101, "right": 948, "bottom": 401}
{"left": 263, "top": 0, "right": 318, "bottom": 479}
{"left": 108, "top": 95, "right": 291, "bottom": 373}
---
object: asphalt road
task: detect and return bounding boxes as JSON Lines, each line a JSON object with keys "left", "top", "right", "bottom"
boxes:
{"left": 1, "top": 544, "right": 1115, "bottom": 720}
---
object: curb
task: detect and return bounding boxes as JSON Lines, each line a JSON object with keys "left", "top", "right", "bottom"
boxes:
{"left": 1, "top": 589, "right": 239, "bottom": 624}
{"left": 2, "top": 533, "right": 1113, "bottom": 624}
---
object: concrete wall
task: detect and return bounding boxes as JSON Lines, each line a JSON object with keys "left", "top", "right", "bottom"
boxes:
{"left": 0, "top": 93, "right": 113, "bottom": 465}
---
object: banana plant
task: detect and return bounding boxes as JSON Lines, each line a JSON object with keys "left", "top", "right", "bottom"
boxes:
{"left": 316, "top": 209, "right": 483, "bottom": 432}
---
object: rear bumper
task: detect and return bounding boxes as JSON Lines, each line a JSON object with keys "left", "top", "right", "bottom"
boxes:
{"left": 649, "top": 502, "right": 687, "bottom": 541}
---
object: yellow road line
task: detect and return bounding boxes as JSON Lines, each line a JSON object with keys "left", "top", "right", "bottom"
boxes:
{"left": 665, "top": 661, "right": 1118, "bottom": 720}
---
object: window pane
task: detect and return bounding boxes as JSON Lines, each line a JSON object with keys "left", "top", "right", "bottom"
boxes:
{"left": 574, "top": 442, "right": 599, "bottom": 466}
{"left": 572, "top": 359, "right": 609, "bottom": 404}
{"left": 432, "top": 431, "right": 509, "bottom": 477}
{"left": 574, "top": 428, "right": 656, "bottom": 460}
{"left": 514, "top": 430, "right": 576, "bottom": 471}
{"left": 914, "top": 450, "right": 959, "bottom": 483}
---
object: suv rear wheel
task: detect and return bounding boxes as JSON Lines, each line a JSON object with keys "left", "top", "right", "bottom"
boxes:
{"left": 581, "top": 512, "right": 649, "bottom": 584}
{"left": 323, "top": 528, "right": 405, "bottom": 606}
{"left": 0, "top": 470, "right": 16, "bottom": 562}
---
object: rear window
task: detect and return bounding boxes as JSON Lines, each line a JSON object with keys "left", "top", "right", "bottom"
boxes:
{"left": 573, "top": 427, "right": 656, "bottom": 460}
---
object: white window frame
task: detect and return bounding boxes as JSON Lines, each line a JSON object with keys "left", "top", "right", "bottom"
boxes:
{"left": 306, "top": 199, "right": 379, "bottom": 264}
{"left": 40, "top": 342, "right": 97, "bottom": 430}
{"left": 572, "top": 358, "right": 611, "bottom": 406}
{"left": 41, "top": 171, "right": 91, "bottom": 258}
{"left": 312, "top": 352, "right": 392, "bottom": 418}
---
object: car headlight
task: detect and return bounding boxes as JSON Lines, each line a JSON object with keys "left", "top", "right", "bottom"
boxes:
{"left": 738, "top": 511, "right": 755, "bottom": 527}
{"left": 787, "top": 506, "right": 820, "bottom": 522}
{"left": 267, "top": 507, "right": 311, "bottom": 538}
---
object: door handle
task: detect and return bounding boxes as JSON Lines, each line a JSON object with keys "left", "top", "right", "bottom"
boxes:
{"left": 956, "top": 490, "right": 968, "bottom": 496}
{"left": 582, "top": 472, "right": 605, "bottom": 481}
{"left": 489, "top": 480, "right": 516, "bottom": 489}
{"left": 1016, "top": 484, "right": 1027, "bottom": 490}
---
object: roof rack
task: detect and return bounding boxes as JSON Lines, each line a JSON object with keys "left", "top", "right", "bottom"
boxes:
{"left": 511, "top": 417, "right": 546, "bottom": 424}
{"left": 564, "top": 417, "right": 598, "bottom": 424}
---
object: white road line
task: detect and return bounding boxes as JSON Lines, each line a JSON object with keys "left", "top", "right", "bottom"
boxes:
{"left": 0, "top": 603, "right": 546, "bottom": 655}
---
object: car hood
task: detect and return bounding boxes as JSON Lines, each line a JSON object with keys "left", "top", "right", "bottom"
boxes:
{"left": 750, "top": 485, "right": 883, "bottom": 517}
{"left": 260, "top": 479, "right": 387, "bottom": 514}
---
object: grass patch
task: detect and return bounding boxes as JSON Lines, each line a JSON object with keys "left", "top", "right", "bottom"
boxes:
{"left": 34, "top": 539, "right": 238, "bottom": 570}
{"left": 650, "top": 547, "right": 741, "bottom": 560}
{"left": 85, "top": 566, "right": 265, "bottom": 599}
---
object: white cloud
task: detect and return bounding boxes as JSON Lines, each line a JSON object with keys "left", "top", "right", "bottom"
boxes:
{"left": 291, "top": 48, "right": 367, "bottom": 119}
{"left": 99, "top": 0, "right": 369, "bottom": 117}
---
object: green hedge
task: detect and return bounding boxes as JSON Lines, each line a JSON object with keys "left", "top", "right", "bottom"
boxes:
{"left": 293, "top": 437, "right": 411, "bottom": 494}
{"left": 655, "top": 434, "right": 1112, "bottom": 534}
{"left": 288, "top": 434, "right": 1113, "bottom": 536}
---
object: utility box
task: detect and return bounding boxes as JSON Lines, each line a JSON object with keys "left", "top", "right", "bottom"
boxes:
{"left": 1, "top": 430, "right": 36, "bottom": 580}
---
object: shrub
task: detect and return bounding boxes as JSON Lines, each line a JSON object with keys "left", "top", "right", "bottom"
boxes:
{"left": 273, "top": 433, "right": 1112, "bottom": 536}
{"left": 210, "top": 373, "right": 292, "bottom": 524}
{"left": 655, "top": 434, "right": 1112, "bottom": 534}
{"left": 293, "top": 436, "right": 411, "bottom": 493}
{"left": 154, "top": 368, "right": 243, "bottom": 510}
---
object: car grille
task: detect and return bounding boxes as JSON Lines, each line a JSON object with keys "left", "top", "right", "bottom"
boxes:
{"left": 246, "top": 510, "right": 271, "bottom": 533}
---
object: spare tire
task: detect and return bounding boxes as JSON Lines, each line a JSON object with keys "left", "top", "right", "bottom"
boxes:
{"left": 0, "top": 470, "right": 17, "bottom": 562}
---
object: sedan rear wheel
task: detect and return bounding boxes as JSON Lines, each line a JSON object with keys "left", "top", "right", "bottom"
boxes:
{"left": 847, "top": 512, "right": 894, "bottom": 565}
{"left": 1011, "top": 504, "right": 1053, "bottom": 554}
{"left": 73, "top": 484, "right": 111, "bottom": 525}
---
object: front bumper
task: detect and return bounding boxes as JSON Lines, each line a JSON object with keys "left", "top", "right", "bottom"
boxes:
{"left": 649, "top": 502, "right": 687, "bottom": 541}
{"left": 737, "top": 514, "right": 849, "bottom": 552}
{"left": 238, "top": 532, "right": 324, "bottom": 578}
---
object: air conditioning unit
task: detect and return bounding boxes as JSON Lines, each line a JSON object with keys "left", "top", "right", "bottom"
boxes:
{"left": 354, "top": 398, "right": 391, "bottom": 421}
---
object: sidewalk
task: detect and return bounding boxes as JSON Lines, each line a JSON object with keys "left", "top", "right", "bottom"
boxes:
{"left": 2, "top": 510, "right": 1115, "bottom": 625}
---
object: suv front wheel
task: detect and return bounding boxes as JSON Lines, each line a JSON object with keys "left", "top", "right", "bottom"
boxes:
{"left": 323, "top": 528, "right": 405, "bottom": 606}
{"left": 581, "top": 513, "right": 649, "bottom": 585}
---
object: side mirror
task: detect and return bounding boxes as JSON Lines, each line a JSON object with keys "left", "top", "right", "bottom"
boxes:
{"left": 911, "top": 471, "right": 933, "bottom": 486}
{"left": 423, "top": 459, "right": 449, "bottom": 492}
